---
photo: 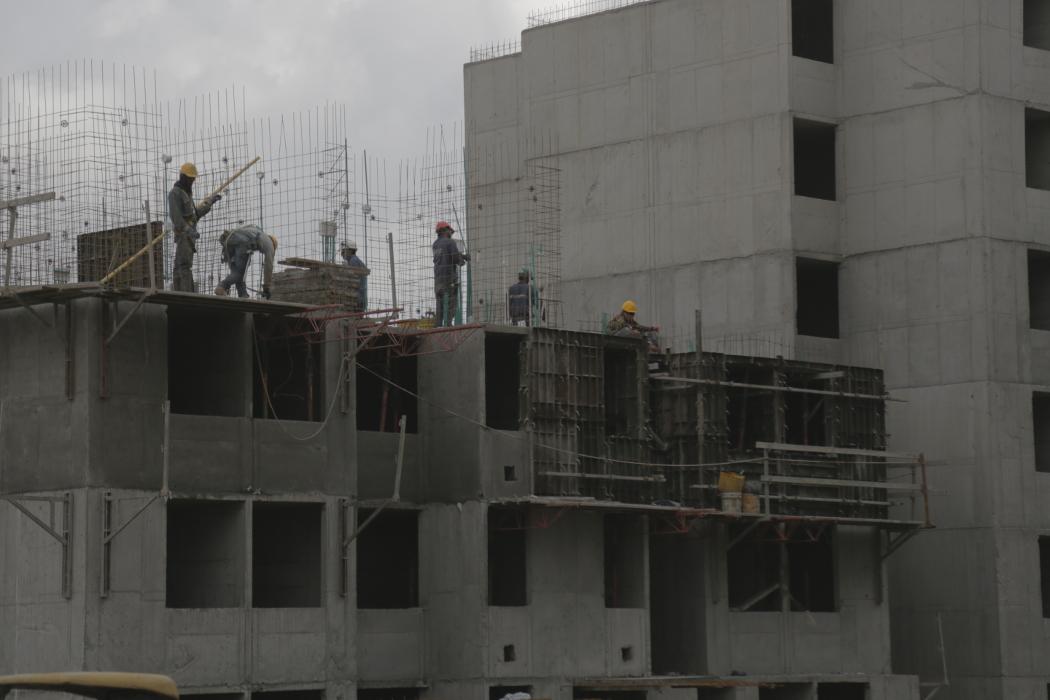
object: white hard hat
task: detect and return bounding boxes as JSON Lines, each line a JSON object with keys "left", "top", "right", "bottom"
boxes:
{"left": 343, "top": 240, "right": 358, "bottom": 250}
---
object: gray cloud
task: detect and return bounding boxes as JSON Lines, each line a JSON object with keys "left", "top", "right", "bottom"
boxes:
{"left": 2, "top": 0, "right": 534, "bottom": 160}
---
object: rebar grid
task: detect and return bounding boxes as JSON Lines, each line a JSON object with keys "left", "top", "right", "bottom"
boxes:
{"left": 526, "top": 0, "right": 651, "bottom": 27}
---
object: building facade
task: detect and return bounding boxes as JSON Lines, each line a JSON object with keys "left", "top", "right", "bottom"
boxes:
{"left": 464, "top": 1, "right": 1050, "bottom": 698}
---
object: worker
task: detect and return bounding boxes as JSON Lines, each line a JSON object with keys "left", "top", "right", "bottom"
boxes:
{"left": 507, "top": 268, "right": 540, "bottom": 326}
{"left": 607, "top": 300, "right": 660, "bottom": 350}
{"left": 215, "top": 225, "right": 277, "bottom": 299}
{"left": 432, "top": 220, "right": 469, "bottom": 327}
{"left": 340, "top": 241, "right": 368, "bottom": 310}
{"left": 168, "top": 162, "right": 220, "bottom": 292}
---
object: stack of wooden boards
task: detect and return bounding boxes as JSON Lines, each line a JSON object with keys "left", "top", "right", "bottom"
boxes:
{"left": 271, "top": 257, "right": 367, "bottom": 309}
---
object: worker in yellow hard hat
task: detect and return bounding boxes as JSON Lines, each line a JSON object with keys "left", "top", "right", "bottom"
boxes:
{"left": 215, "top": 225, "right": 276, "bottom": 299}
{"left": 168, "top": 161, "right": 222, "bottom": 292}
{"left": 607, "top": 300, "right": 660, "bottom": 350}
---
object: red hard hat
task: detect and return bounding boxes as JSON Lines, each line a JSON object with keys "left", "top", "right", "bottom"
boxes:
{"left": 435, "top": 220, "right": 453, "bottom": 233}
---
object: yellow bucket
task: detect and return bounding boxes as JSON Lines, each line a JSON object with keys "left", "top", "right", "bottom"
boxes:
{"left": 718, "top": 471, "right": 745, "bottom": 493}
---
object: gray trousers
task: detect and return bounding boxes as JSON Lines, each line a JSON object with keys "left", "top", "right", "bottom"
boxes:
{"left": 435, "top": 286, "right": 459, "bottom": 327}
{"left": 172, "top": 234, "right": 195, "bottom": 292}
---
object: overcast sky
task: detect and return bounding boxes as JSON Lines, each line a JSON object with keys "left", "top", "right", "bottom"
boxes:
{"left": 1, "top": 0, "right": 536, "bottom": 161}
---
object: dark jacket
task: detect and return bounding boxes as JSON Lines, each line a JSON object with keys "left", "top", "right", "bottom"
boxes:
{"left": 508, "top": 281, "right": 538, "bottom": 322}
{"left": 432, "top": 236, "right": 465, "bottom": 290}
{"left": 168, "top": 186, "right": 213, "bottom": 240}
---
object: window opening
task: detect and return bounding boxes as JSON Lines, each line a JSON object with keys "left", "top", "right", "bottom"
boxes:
{"left": 356, "top": 509, "right": 419, "bottom": 608}
{"left": 604, "top": 514, "right": 645, "bottom": 608}
{"left": 486, "top": 333, "right": 523, "bottom": 430}
{"left": 252, "top": 502, "right": 323, "bottom": 608}
{"left": 1030, "top": 250, "right": 1050, "bottom": 330}
{"left": 792, "top": 0, "right": 833, "bottom": 63}
{"left": 252, "top": 316, "right": 323, "bottom": 422}
{"left": 166, "top": 499, "right": 244, "bottom": 608}
{"left": 488, "top": 506, "right": 527, "bottom": 606}
{"left": 168, "top": 308, "right": 246, "bottom": 417}
{"left": 794, "top": 118, "right": 837, "bottom": 200}
{"left": 1034, "top": 392, "right": 1050, "bottom": 473}
{"left": 796, "top": 257, "right": 840, "bottom": 339}
{"left": 1025, "top": 0, "right": 1050, "bottom": 50}
{"left": 356, "top": 344, "right": 418, "bottom": 433}
{"left": 1027, "top": 108, "right": 1050, "bottom": 190}
{"left": 604, "top": 346, "right": 640, "bottom": 436}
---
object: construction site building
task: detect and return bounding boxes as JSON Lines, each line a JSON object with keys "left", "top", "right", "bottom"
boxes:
{"left": 463, "top": 0, "right": 1050, "bottom": 698}
{"left": 0, "top": 286, "right": 924, "bottom": 699}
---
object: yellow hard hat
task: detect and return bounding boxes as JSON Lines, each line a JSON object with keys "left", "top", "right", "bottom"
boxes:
{"left": 179, "top": 162, "right": 198, "bottom": 178}
{"left": 268, "top": 234, "right": 278, "bottom": 251}
{"left": 622, "top": 300, "right": 638, "bottom": 314}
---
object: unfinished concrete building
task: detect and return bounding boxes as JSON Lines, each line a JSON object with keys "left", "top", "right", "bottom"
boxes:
{"left": 0, "top": 284, "right": 926, "bottom": 699}
{"left": 464, "top": 0, "right": 1050, "bottom": 697}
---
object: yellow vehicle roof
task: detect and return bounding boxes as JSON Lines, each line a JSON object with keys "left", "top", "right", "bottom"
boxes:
{"left": 0, "top": 673, "right": 178, "bottom": 700}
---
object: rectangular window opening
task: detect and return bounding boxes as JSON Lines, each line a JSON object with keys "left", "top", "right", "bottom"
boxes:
{"left": 488, "top": 506, "right": 528, "bottom": 606}
{"left": 760, "top": 687, "right": 815, "bottom": 700}
{"left": 1027, "top": 108, "right": 1050, "bottom": 190}
{"left": 726, "top": 364, "right": 778, "bottom": 453}
{"left": 356, "top": 343, "right": 419, "bottom": 433}
{"left": 793, "top": 118, "right": 837, "bottom": 200}
{"left": 792, "top": 0, "right": 833, "bottom": 63}
{"left": 1025, "top": 0, "right": 1050, "bottom": 50}
{"left": 252, "top": 691, "right": 323, "bottom": 700}
{"left": 604, "top": 346, "right": 641, "bottom": 436}
{"left": 252, "top": 502, "right": 323, "bottom": 608}
{"left": 183, "top": 694, "right": 244, "bottom": 700}
{"left": 357, "top": 690, "right": 421, "bottom": 700}
{"left": 1030, "top": 250, "right": 1050, "bottom": 330}
{"left": 252, "top": 316, "right": 324, "bottom": 422}
{"left": 166, "top": 500, "right": 244, "bottom": 608}
{"left": 727, "top": 524, "right": 782, "bottom": 612}
{"left": 1034, "top": 392, "right": 1050, "bottom": 473}
{"left": 784, "top": 371, "right": 828, "bottom": 446}
{"left": 572, "top": 691, "right": 645, "bottom": 700}
{"left": 788, "top": 527, "right": 836, "bottom": 612}
{"left": 696, "top": 690, "right": 735, "bottom": 700}
{"left": 604, "top": 514, "right": 646, "bottom": 608}
{"left": 1041, "top": 536, "right": 1050, "bottom": 618}
{"left": 168, "top": 308, "right": 247, "bottom": 417}
{"left": 796, "top": 257, "right": 840, "bottom": 339}
{"left": 486, "top": 333, "right": 523, "bottom": 430}
{"left": 490, "top": 687, "right": 532, "bottom": 700}
{"left": 817, "top": 683, "right": 868, "bottom": 700}
{"left": 356, "top": 509, "right": 419, "bottom": 609}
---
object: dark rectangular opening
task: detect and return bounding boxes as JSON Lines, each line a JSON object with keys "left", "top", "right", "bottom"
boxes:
{"left": 252, "top": 316, "right": 324, "bottom": 422}
{"left": 792, "top": 0, "right": 833, "bottom": 63}
{"left": 356, "top": 345, "right": 418, "bottom": 433}
{"left": 1034, "top": 393, "right": 1050, "bottom": 473}
{"left": 696, "top": 691, "right": 734, "bottom": 700}
{"left": 166, "top": 500, "right": 244, "bottom": 608}
{"left": 252, "top": 692, "right": 323, "bottom": 700}
{"left": 1028, "top": 109, "right": 1050, "bottom": 190}
{"left": 817, "top": 683, "right": 867, "bottom": 700}
{"left": 168, "top": 308, "right": 246, "bottom": 417}
{"left": 760, "top": 688, "right": 813, "bottom": 700}
{"left": 649, "top": 530, "right": 706, "bottom": 675}
{"left": 572, "top": 691, "right": 645, "bottom": 700}
{"left": 794, "top": 118, "right": 837, "bottom": 200}
{"left": 488, "top": 506, "right": 527, "bottom": 606}
{"left": 1025, "top": 0, "right": 1050, "bottom": 50}
{"left": 784, "top": 372, "right": 828, "bottom": 446}
{"left": 490, "top": 687, "right": 532, "bottom": 700}
{"left": 726, "top": 364, "right": 778, "bottom": 453}
{"left": 727, "top": 524, "right": 782, "bottom": 612}
{"left": 183, "top": 695, "right": 243, "bottom": 700}
{"left": 357, "top": 690, "right": 421, "bottom": 700}
{"left": 356, "top": 509, "right": 419, "bottom": 609}
{"left": 1041, "top": 536, "right": 1050, "bottom": 617}
{"left": 796, "top": 257, "right": 840, "bottom": 338}
{"left": 604, "top": 346, "right": 641, "bottom": 436}
{"left": 252, "top": 502, "right": 323, "bottom": 608}
{"left": 1030, "top": 250, "right": 1050, "bottom": 329}
{"left": 486, "top": 333, "right": 523, "bottom": 429}
{"left": 788, "top": 526, "right": 836, "bottom": 612}
{"left": 604, "top": 514, "right": 645, "bottom": 608}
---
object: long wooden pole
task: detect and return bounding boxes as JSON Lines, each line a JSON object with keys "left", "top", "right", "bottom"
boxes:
{"left": 100, "top": 157, "right": 261, "bottom": 286}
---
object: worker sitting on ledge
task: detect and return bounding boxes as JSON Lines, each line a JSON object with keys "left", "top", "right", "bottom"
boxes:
{"left": 215, "top": 225, "right": 277, "bottom": 299}
{"left": 607, "top": 300, "right": 660, "bottom": 351}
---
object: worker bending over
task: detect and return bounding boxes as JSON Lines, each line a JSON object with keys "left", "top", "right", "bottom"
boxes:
{"left": 432, "top": 221, "right": 469, "bottom": 327}
{"left": 507, "top": 268, "right": 540, "bottom": 326}
{"left": 215, "top": 225, "right": 277, "bottom": 299}
{"left": 341, "top": 241, "right": 368, "bottom": 310}
{"left": 168, "top": 162, "right": 221, "bottom": 292}
{"left": 607, "top": 300, "right": 659, "bottom": 350}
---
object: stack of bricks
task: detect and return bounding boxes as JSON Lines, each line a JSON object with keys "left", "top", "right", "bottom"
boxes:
{"left": 270, "top": 258, "right": 368, "bottom": 310}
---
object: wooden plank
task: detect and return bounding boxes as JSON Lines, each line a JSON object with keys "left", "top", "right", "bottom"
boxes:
{"left": 761, "top": 474, "right": 922, "bottom": 491}
{"left": 0, "top": 232, "right": 51, "bottom": 250}
{"left": 755, "top": 441, "right": 916, "bottom": 460}
{"left": 539, "top": 471, "right": 665, "bottom": 483}
{"left": 279, "top": 256, "right": 344, "bottom": 270}
{"left": 0, "top": 192, "right": 56, "bottom": 210}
